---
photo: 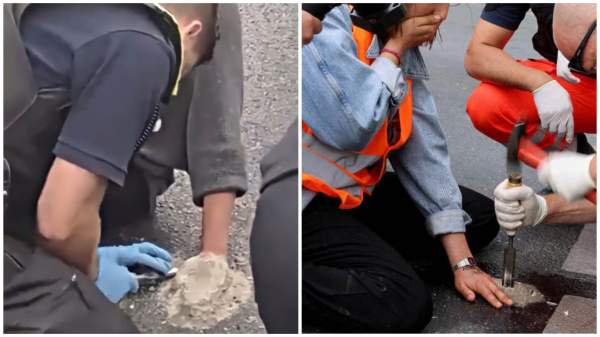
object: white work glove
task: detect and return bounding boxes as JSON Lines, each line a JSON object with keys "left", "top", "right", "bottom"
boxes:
{"left": 556, "top": 50, "right": 581, "bottom": 84}
{"left": 494, "top": 179, "right": 548, "bottom": 236}
{"left": 532, "top": 80, "right": 575, "bottom": 144}
{"left": 538, "top": 152, "right": 596, "bottom": 202}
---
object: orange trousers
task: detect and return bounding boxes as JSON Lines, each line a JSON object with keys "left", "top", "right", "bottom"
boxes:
{"left": 466, "top": 59, "right": 596, "bottom": 151}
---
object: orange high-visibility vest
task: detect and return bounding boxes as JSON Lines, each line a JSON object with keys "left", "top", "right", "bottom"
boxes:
{"left": 302, "top": 24, "right": 413, "bottom": 209}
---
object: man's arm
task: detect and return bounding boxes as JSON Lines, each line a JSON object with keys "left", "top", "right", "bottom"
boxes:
{"left": 201, "top": 192, "right": 235, "bottom": 255}
{"left": 542, "top": 194, "right": 596, "bottom": 224}
{"left": 388, "top": 78, "right": 512, "bottom": 308}
{"left": 464, "top": 19, "right": 552, "bottom": 91}
{"left": 37, "top": 158, "right": 107, "bottom": 279}
{"left": 37, "top": 30, "right": 172, "bottom": 280}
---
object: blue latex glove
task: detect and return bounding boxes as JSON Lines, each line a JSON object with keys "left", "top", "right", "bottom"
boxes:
{"left": 95, "top": 242, "right": 172, "bottom": 303}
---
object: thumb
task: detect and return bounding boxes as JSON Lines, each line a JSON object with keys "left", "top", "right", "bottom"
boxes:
{"left": 565, "top": 116, "right": 575, "bottom": 144}
{"left": 564, "top": 71, "right": 581, "bottom": 84}
{"left": 129, "top": 272, "right": 140, "bottom": 293}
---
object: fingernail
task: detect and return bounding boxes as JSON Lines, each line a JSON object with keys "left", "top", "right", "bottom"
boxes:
{"left": 434, "top": 15, "right": 441, "bottom": 20}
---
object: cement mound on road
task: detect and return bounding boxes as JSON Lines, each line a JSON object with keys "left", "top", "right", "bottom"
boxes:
{"left": 161, "top": 253, "right": 252, "bottom": 330}
{"left": 493, "top": 278, "right": 545, "bottom": 307}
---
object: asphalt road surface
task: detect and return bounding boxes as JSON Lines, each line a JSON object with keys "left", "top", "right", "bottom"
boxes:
{"left": 109, "top": 4, "right": 297, "bottom": 333}
{"left": 420, "top": 4, "right": 596, "bottom": 333}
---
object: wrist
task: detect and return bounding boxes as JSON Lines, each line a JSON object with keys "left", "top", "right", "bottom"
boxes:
{"left": 381, "top": 48, "right": 402, "bottom": 65}
{"left": 452, "top": 256, "right": 477, "bottom": 272}
{"left": 530, "top": 75, "right": 554, "bottom": 93}
{"left": 383, "top": 39, "right": 405, "bottom": 61}
{"left": 440, "top": 233, "right": 473, "bottom": 267}
{"left": 534, "top": 194, "right": 548, "bottom": 226}
{"left": 201, "top": 239, "right": 228, "bottom": 256}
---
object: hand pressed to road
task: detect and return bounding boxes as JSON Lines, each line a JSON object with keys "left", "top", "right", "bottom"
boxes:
{"left": 454, "top": 267, "right": 513, "bottom": 308}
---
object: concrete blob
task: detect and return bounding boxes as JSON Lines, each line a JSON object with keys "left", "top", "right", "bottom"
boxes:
{"left": 160, "top": 253, "right": 253, "bottom": 330}
{"left": 493, "top": 278, "right": 545, "bottom": 307}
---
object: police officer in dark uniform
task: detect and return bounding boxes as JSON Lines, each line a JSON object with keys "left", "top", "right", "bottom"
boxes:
{"left": 250, "top": 120, "right": 298, "bottom": 333}
{"left": 100, "top": 4, "right": 247, "bottom": 260}
{"left": 4, "top": 4, "right": 218, "bottom": 332}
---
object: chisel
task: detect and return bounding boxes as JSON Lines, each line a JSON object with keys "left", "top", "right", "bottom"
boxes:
{"left": 502, "top": 122, "right": 525, "bottom": 288}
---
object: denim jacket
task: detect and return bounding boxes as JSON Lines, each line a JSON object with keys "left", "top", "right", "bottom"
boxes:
{"left": 302, "top": 5, "right": 472, "bottom": 236}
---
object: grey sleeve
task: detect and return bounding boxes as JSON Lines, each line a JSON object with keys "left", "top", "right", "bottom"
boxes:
{"left": 186, "top": 4, "right": 248, "bottom": 206}
{"left": 388, "top": 79, "right": 471, "bottom": 237}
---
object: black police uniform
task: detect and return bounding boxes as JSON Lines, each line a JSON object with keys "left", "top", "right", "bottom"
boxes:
{"left": 250, "top": 120, "right": 298, "bottom": 333}
{"left": 4, "top": 4, "right": 181, "bottom": 332}
{"left": 99, "top": 4, "right": 247, "bottom": 240}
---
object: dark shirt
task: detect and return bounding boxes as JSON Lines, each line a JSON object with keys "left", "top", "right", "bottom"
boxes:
{"left": 20, "top": 4, "right": 175, "bottom": 186}
{"left": 481, "top": 4, "right": 558, "bottom": 62}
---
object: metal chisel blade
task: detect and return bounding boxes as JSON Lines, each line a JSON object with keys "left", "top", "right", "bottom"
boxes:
{"left": 502, "top": 236, "right": 515, "bottom": 288}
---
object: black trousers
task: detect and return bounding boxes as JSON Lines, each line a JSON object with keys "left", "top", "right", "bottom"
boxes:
{"left": 302, "top": 173, "right": 499, "bottom": 333}
{"left": 250, "top": 174, "right": 299, "bottom": 333}
{"left": 4, "top": 236, "right": 138, "bottom": 333}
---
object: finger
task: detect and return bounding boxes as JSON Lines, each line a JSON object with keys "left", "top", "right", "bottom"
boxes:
{"left": 547, "top": 119, "right": 558, "bottom": 135}
{"left": 135, "top": 242, "right": 172, "bottom": 262}
{"left": 414, "top": 14, "right": 442, "bottom": 26}
{"left": 488, "top": 281, "right": 513, "bottom": 306}
{"left": 497, "top": 211, "right": 524, "bottom": 223}
{"left": 477, "top": 283, "right": 503, "bottom": 308}
{"left": 494, "top": 185, "right": 532, "bottom": 202}
{"left": 457, "top": 283, "right": 476, "bottom": 302}
{"left": 414, "top": 24, "right": 438, "bottom": 38}
{"left": 131, "top": 253, "right": 172, "bottom": 274}
{"left": 313, "top": 19, "right": 323, "bottom": 34}
{"left": 555, "top": 131, "right": 566, "bottom": 146}
{"left": 129, "top": 272, "right": 140, "bottom": 293}
{"left": 495, "top": 201, "right": 524, "bottom": 214}
{"left": 564, "top": 70, "right": 581, "bottom": 84}
{"left": 566, "top": 116, "right": 574, "bottom": 144}
{"left": 498, "top": 220, "right": 522, "bottom": 231}
{"left": 302, "top": 30, "right": 313, "bottom": 45}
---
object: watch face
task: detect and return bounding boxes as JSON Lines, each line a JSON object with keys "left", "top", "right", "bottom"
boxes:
{"left": 467, "top": 257, "right": 477, "bottom": 266}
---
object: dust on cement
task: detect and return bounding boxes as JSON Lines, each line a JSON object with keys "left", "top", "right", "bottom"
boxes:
{"left": 493, "top": 278, "right": 545, "bottom": 307}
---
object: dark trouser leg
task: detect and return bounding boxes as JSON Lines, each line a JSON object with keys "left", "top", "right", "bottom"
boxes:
{"left": 351, "top": 173, "right": 499, "bottom": 264}
{"left": 302, "top": 197, "right": 432, "bottom": 332}
{"left": 100, "top": 161, "right": 174, "bottom": 245}
{"left": 4, "top": 236, "right": 138, "bottom": 333}
{"left": 250, "top": 175, "right": 298, "bottom": 333}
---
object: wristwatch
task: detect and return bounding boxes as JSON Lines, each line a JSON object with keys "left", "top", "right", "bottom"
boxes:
{"left": 452, "top": 256, "right": 477, "bottom": 272}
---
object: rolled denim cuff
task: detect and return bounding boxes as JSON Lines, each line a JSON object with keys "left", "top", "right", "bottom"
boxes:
{"left": 425, "top": 209, "right": 473, "bottom": 237}
{"left": 371, "top": 56, "right": 404, "bottom": 103}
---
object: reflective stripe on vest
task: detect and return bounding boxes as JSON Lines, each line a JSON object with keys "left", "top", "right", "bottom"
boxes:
{"left": 302, "top": 24, "right": 413, "bottom": 209}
